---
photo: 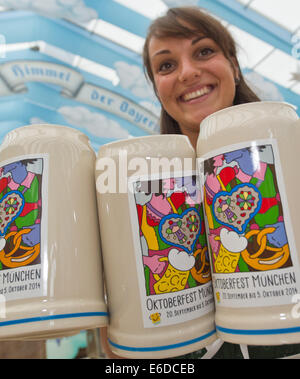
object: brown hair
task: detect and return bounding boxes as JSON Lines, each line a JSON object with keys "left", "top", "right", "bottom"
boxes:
{"left": 143, "top": 7, "right": 260, "bottom": 134}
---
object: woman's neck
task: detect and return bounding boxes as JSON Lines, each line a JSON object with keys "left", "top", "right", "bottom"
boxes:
{"left": 179, "top": 126, "right": 198, "bottom": 151}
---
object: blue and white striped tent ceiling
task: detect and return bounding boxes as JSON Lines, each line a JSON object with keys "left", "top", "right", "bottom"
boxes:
{"left": 0, "top": 0, "right": 300, "bottom": 149}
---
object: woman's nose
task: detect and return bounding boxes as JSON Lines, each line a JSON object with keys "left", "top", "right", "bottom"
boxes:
{"left": 178, "top": 60, "right": 202, "bottom": 83}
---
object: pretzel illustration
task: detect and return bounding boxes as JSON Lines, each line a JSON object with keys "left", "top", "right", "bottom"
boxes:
{"left": 0, "top": 229, "right": 40, "bottom": 268}
{"left": 191, "top": 247, "right": 211, "bottom": 283}
{"left": 241, "top": 228, "right": 290, "bottom": 271}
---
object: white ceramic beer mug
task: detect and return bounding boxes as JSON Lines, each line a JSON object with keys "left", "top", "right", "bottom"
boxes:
{"left": 96, "top": 135, "right": 216, "bottom": 358}
{"left": 197, "top": 101, "right": 300, "bottom": 345}
{"left": 0, "top": 124, "right": 108, "bottom": 340}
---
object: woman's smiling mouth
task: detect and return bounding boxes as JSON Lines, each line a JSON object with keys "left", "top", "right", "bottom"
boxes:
{"left": 181, "top": 85, "right": 214, "bottom": 102}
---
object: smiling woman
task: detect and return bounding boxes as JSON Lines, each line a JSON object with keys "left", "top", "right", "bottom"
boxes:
{"left": 143, "top": 6, "right": 259, "bottom": 149}
{"left": 148, "top": 35, "right": 237, "bottom": 144}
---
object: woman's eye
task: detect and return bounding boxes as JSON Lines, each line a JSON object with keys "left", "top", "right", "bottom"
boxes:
{"left": 198, "top": 47, "right": 214, "bottom": 57}
{"left": 158, "top": 61, "right": 174, "bottom": 73}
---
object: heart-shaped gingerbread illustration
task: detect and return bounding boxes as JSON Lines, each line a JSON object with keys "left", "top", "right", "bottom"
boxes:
{"left": 158, "top": 208, "right": 202, "bottom": 254}
{"left": 212, "top": 183, "right": 262, "bottom": 234}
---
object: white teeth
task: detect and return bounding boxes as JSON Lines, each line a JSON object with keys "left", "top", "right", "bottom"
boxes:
{"left": 183, "top": 86, "right": 212, "bottom": 101}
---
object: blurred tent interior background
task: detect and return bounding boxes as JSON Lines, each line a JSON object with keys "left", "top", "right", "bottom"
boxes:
{"left": 0, "top": 0, "right": 300, "bottom": 358}
{"left": 1, "top": 0, "right": 300, "bottom": 153}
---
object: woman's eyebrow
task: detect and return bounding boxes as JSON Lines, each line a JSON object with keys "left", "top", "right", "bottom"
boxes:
{"left": 191, "top": 36, "right": 207, "bottom": 45}
{"left": 151, "top": 36, "right": 208, "bottom": 58}
{"left": 152, "top": 49, "right": 170, "bottom": 58}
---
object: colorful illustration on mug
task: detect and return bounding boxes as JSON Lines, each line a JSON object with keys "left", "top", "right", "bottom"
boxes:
{"left": 203, "top": 145, "right": 291, "bottom": 274}
{"left": 133, "top": 176, "right": 211, "bottom": 296}
{"left": 0, "top": 158, "right": 43, "bottom": 270}
{"left": 149, "top": 312, "right": 161, "bottom": 325}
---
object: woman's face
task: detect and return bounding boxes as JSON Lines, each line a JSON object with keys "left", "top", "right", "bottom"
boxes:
{"left": 148, "top": 34, "right": 238, "bottom": 136}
